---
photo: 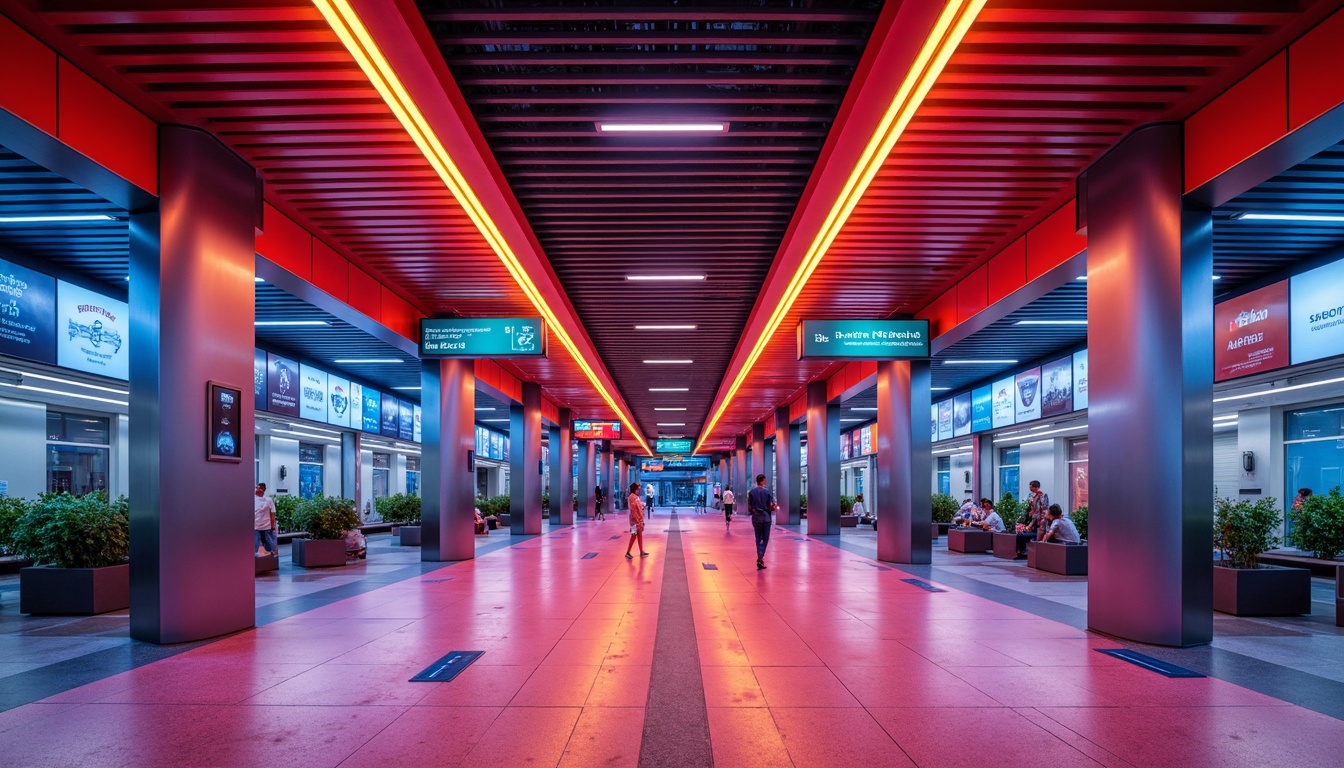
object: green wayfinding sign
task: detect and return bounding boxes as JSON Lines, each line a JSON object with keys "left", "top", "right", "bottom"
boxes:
{"left": 797, "top": 319, "right": 930, "bottom": 360}
{"left": 421, "top": 317, "right": 546, "bottom": 358}
{"left": 655, "top": 439, "right": 694, "bottom": 454}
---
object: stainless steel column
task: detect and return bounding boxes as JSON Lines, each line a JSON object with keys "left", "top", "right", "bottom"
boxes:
{"left": 599, "top": 442, "right": 615, "bottom": 517}
{"left": 733, "top": 434, "right": 748, "bottom": 499}
{"left": 973, "top": 433, "right": 993, "bottom": 503}
{"left": 806, "top": 381, "right": 841, "bottom": 535}
{"left": 341, "top": 431, "right": 361, "bottom": 506}
{"left": 774, "top": 406, "right": 801, "bottom": 525}
{"left": 1085, "top": 123, "right": 1214, "bottom": 647}
{"left": 421, "top": 358, "right": 475, "bottom": 561}
{"left": 876, "top": 360, "right": 932, "bottom": 564}
{"left": 510, "top": 382, "right": 543, "bottom": 535}
{"left": 751, "top": 422, "right": 768, "bottom": 488}
{"left": 616, "top": 454, "right": 628, "bottom": 509}
{"left": 576, "top": 440, "right": 592, "bottom": 519}
{"left": 549, "top": 408, "right": 573, "bottom": 525}
{"left": 128, "top": 125, "right": 258, "bottom": 645}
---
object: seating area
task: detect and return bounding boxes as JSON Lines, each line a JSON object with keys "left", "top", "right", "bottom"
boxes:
{"left": 1027, "top": 540, "right": 1089, "bottom": 575}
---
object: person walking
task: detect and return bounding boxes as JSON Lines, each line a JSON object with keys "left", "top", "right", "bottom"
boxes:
{"left": 594, "top": 485, "right": 606, "bottom": 521}
{"left": 722, "top": 486, "right": 735, "bottom": 531}
{"left": 254, "top": 483, "right": 277, "bottom": 557}
{"left": 645, "top": 482, "right": 656, "bottom": 516}
{"left": 747, "top": 474, "right": 777, "bottom": 570}
{"left": 625, "top": 482, "right": 648, "bottom": 559}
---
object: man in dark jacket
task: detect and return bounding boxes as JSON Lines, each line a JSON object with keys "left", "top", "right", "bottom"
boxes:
{"left": 747, "top": 474, "right": 777, "bottom": 570}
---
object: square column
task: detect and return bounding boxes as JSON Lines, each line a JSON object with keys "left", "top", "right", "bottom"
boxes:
{"left": 733, "top": 435, "right": 748, "bottom": 499}
{"left": 751, "top": 422, "right": 769, "bottom": 488}
{"left": 806, "top": 381, "right": 841, "bottom": 535}
{"left": 599, "top": 442, "right": 615, "bottom": 516}
{"left": 342, "top": 432, "right": 362, "bottom": 509}
{"left": 973, "top": 433, "right": 993, "bottom": 502}
{"left": 577, "top": 440, "right": 594, "bottom": 519}
{"left": 129, "top": 125, "right": 259, "bottom": 644}
{"left": 509, "top": 382, "right": 543, "bottom": 535}
{"left": 421, "top": 358, "right": 476, "bottom": 561}
{"left": 876, "top": 360, "right": 932, "bottom": 564}
{"left": 1084, "top": 123, "right": 1214, "bottom": 647}
{"left": 548, "top": 408, "right": 573, "bottom": 525}
{"left": 775, "top": 406, "right": 801, "bottom": 525}
{"left": 616, "top": 454, "right": 629, "bottom": 509}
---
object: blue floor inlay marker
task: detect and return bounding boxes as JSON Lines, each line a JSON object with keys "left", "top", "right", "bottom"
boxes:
{"left": 702, "top": 563, "right": 718, "bottom": 570}
{"left": 1096, "top": 649, "right": 1206, "bottom": 678}
{"left": 581, "top": 552, "right": 598, "bottom": 559}
{"left": 409, "top": 651, "right": 484, "bottom": 682}
{"left": 863, "top": 562, "right": 893, "bottom": 572}
{"left": 900, "top": 578, "right": 946, "bottom": 592}
{"left": 609, "top": 535, "right": 622, "bottom": 540}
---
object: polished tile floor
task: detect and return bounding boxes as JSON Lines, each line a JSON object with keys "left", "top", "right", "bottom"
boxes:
{"left": 1, "top": 512, "right": 1343, "bottom": 767}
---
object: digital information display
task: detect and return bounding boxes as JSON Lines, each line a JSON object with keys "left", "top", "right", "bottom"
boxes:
{"left": 57, "top": 281, "right": 128, "bottom": 380}
{"left": 1072, "top": 351, "right": 1088, "bottom": 411}
{"left": 207, "top": 381, "right": 244, "bottom": 463}
{"left": 327, "top": 375, "right": 351, "bottom": 427}
{"left": 952, "top": 393, "right": 972, "bottom": 437}
{"left": 797, "top": 319, "right": 929, "bottom": 360}
{"left": 299, "top": 364, "right": 327, "bottom": 423}
{"left": 840, "top": 432, "right": 851, "bottom": 460}
{"left": 937, "top": 400, "right": 953, "bottom": 441}
{"left": 971, "top": 386, "right": 992, "bottom": 432}
{"left": 655, "top": 439, "right": 694, "bottom": 454}
{"left": 991, "top": 376, "right": 1015, "bottom": 428}
{"left": 266, "top": 352, "right": 300, "bottom": 417}
{"left": 413, "top": 405, "right": 422, "bottom": 443}
{"left": 361, "top": 386, "right": 382, "bottom": 434}
{"left": 421, "top": 317, "right": 546, "bottom": 358}
{"left": 398, "top": 400, "right": 414, "bottom": 441}
{"left": 1040, "top": 356, "right": 1073, "bottom": 418}
{"left": 1014, "top": 367, "right": 1042, "bottom": 424}
{"left": 574, "top": 420, "right": 621, "bottom": 440}
{"left": 253, "top": 349, "right": 267, "bottom": 409}
{"left": 1290, "top": 259, "right": 1344, "bottom": 365}
{"left": 0, "top": 257, "right": 56, "bottom": 364}
{"left": 1217, "top": 279, "right": 1290, "bottom": 380}
{"left": 381, "top": 393, "right": 400, "bottom": 437}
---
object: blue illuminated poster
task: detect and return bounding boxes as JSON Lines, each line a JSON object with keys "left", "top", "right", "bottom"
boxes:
{"left": 0, "top": 257, "right": 56, "bottom": 364}
{"left": 413, "top": 405, "right": 422, "bottom": 443}
{"left": 991, "top": 376, "right": 1015, "bottom": 428}
{"left": 971, "top": 386, "right": 992, "bottom": 432}
{"left": 937, "top": 400, "right": 953, "bottom": 441}
{"left": 840, "top": 432, "right": 851, "bottom": 460}
{"left": 299, "top": 364, "right": 327, "bottom": 423}
{"left": 253, "top": 349, "right": 267, "bottom": 410}
{"left": 931, "top": 404, "right": 938, "bottom": 442}
{"left": 57, "top": 281, "right": 128, "bottom": 380}
{"left": 953, "top": 393, "right": 972, "bottom": 437}
{"left": 381, "top": 393, "right": 399, "bottom": 437}
{"left": 490, "top": 431, "right": 502, "bottom": 460}
{"left": 327, "top": 375, "right": 351, "bottom": 428}
{"left": 1291, "top": 258, "right": 1344, "bottom": 364}
{"left": 398, "top": 400, "right": 413, "bottom": 441}
{"left": 267, "top": 353, "right": 299, "bottom": 417}
{"left": 1072, "top": 351, "right": 1089, "bottom": 410}
{"left": 361, "top": 387, "right": 381, "bottom": 433}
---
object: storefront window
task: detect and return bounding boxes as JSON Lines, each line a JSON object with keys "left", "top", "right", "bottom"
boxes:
{"left": 1285, "top": 404, "right": 1344, "bottom": 537}
{"left": 46, "top": 412, "right": 111, "bottom": 495}
{"left": 999, "top": 446, "right": 1020, "bottom": 500}
{"left": 1068, "top": 439, "right": 1089, "bottom": 512}
{"left": 936, "top": 456, "right": 951, "bottom": 496}
{"left": 406, "top": 455, "right": 420, "bottom": 497}
{"left": 299, "top": 443, "right": 323, "bottom": 499}
{"left": 372, "top": 451, "right": 390, "bottom": 499}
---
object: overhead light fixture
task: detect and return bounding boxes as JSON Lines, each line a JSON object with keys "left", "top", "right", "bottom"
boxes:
{"left": 841, "top": 418, "right": 864, "bottom": 423}
{"left": 254, "top": 320, "right": 330, "bottom": 327}
{"left": 393, "top": 386, "right": 422, "bottom": 391}
{"left": 993, "top": 424, "right": 1087, "bottom": 443}
{"left": 312, "top": 0, "right": 652, "bottom": 457}
{"left": 942, "top": 359, "right": 1018, "bottom": 365}
{"left": 1075, "top": 275, "right": 1088, "bottom": 281}
{"left": 286, "top": 423, "right": 339, "bottom": 435}
{"left": 931, "top": 387, "right": 951, "bottom": 392}
{"left": 654, "top": 407, "right": 687, "bottom": 411}
{"left": 1214, "top": 376, "right": 1344, "bottom": 403}
{"left": 598, "top": 122, "right": 727, "bottom": 134}
{"left": 635, "top": 325, "right": 697, "bottom": 330}
{"left": 1213, "top": 414, "right": 1239, "bottom": 422}
{"left": 0, "top": 214, "right": 118, "bottom": 224}
{"left": 1235, "top": 212, "right": 1344, "bottom": 223}
{"left": 650, "top": 387, "right": 689, "bottom": 392}
{"left": 694, "top": 0, "right": 987, "bottom": 454}
{"left": 1014, "top": 320, "right": 1086, "bottom": 326}
{"left": 0, "top": 367, "right": 128, "bottom": 395}
{"left": 0, "top": 381, "right": 127, "bottom": 407}
{"left": 644, "top": 359, "right": 693, "bottom": 364}
{"left": 271, "top": 429, "right": 340, "bottom": 441}
{"left": 1212, "top": 275, "right": 1222, "bottom": 281}
{"left": 656, "top": 422, "right": 686, "bottom": 427}
{"left": 481, "top": 418, "right": 509, "bottom": 423}
{"left": 475, "top": 407, "right": 495, "bottom": 411}
{"left": 255, "top": 276, "right": 265, "bottom": 283}
{"left": 625, "top": 275, "right": 706, "bottom": 282}
{"left": 332, "top": 358, "right": 403, "bottom": 364}
{"left": 850, "top": 407, "right": 878, "bottom": 412}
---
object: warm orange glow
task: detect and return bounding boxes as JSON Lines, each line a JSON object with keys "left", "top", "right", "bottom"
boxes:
{"left": 312, "top": 0, "right": 652, "bottom": 455}
{"left": 695, "top": 0, "right": 987, "bottom": 454}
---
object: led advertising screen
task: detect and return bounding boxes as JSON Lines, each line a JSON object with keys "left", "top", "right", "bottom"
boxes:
{"left": 326, "top": 375, "right": 351, "bottom": 427}
{"left": 490, "top": 431, "right": 503, "bottom": 460}
{"left": 1014, "top": 367, "right": 1042, "bottom": 424}
{"left": 299, "top": 364, "right": 328, "bottom": 423}
{"left": 573, "top": 420, "right": 621, "bottom": 440}
{"left": 56, "top": 281, "right": 128, "bottom": 380}
{"left": 380, "top": 393, "right": 399, "bottom": 437}
{"left": 398, "top": 400, "right": 414, "bottom": 441}
{"left": 991, "top": 376, "right": 1015, "bottom": 428}
{"left": 1040, "top": 356, "right": 1073, "bottom": 418}
{"left": 349, "top": 382, "right": 363, "bottom": 428}
{"left": 413, "top": 405, "right": 422, "bottom": 443}
{"left": 206, "top": 381, "right": 243, "bottom": 463}
{"left": 931, "top": 404, "right": 938, "bottom": 442}
{"left": 1291, "top": 259, "right": 1344, "bottom": 365}
{"left": 952, "top": 392, "right": 972, "bottom": 437}
{"left": 1216, "top": 280, "right": 1290, "bottom": 380}
{"left": 253, "top": 349, "right": 267, "bottom": 410}
{"left": 361, "top": 386, "right": 381, "bottom": 433}
{"left": 0, "top": 257, "right": 56, "bottom": 364}
{"left": 266, "top": 352, "right": 300, "bottom": 416}
{"left": 937, "top": 399, "right": 953, "bottom": 441}
{"left": 840, "top": 431, "right": 851, "bottom": 460}
{"left": 420, "top": 317, "right": 546, "bottom": 358}
{"left": 655, "top": 439, "right": 694, "bottom": 454}
{"left": 475, "top": 426, "right": 485, "bottom": 455}
{"left": 860, "top": 425, "right": 873, "bottom": 455}
{"left": 1072, "top": 350, "right": 1088, "bottom": 411}
{"left": 971, "top": 386, "right": 992, "bottom": 432}
{"left": 797, "top": 319, "right": 930, "bottom": 360}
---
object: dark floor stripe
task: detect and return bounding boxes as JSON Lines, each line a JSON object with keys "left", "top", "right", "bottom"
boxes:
{"left": 639, "top": 513, "right": 713, "bottom": 767}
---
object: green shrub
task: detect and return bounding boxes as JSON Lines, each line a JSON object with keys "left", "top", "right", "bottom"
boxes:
{"left": 996, "top": 492, "right": 1019, "bottom": 522}
{"left": 839, "top": 495, "right": 855, "bottom": 515}
{"left": 931, "top": 493, "right": 958, "bottom": 523}
{"left": 1289, "top": 487, "right": 1344, "bottom": 561}
{"left": 296, "top": 496, "right": 360, "bottom": 540}
{"left": 799, "top": 493, "right": 807, "bottom": 510}
{"left": 375, "top": 493, "right": 420, "bottom": 524}
{"left": 273, "top": 494, "right": 300, "bottom": 533}
{"left": 1071, "top": 505, "right": 1088, "bottom": 541}
{"left": 12, "top": 491, "right": 129, "bottom": 568}
{"left": 477, "top": 495, "right": 510, "bottom": 518}
{"left": 1214, "top": 496, "right": 1280, "bottom": 569}
{"left": 0, "top": 496, "right": 27, "bottom": 556}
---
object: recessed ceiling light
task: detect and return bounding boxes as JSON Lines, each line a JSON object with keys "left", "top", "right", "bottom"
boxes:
{"left": 850, "top": 407, "right": 877, "bottom": 412}
{"left": 1075, "top": 275, "right": 1088, "bottom": 281}
{"left": 476, "top": 407, "right": 495, "bottom": 411}
{"left": 254, "top": 320, "right": 330, "bottom": 327}
{"left": 644, "top": 360, "right": 693, "bottom": 364}
{"left": 598, "top": 121, "right": 727, "bottom": 134}
{"left": 1212, "top": 275, "right": 1222, "bottom": 281}
{"left": 481, "top": 418, "right": 509, "bottom": 423}
{"left": 931, "top": 387, "right": 952, "bottom": 392}
{"left": 1235, "top": 212, "right": 1344, "bottom": 223}
{"left": 1014, "top": 320, "right": 1087, "bottom": 326}
{"left": 649, "top": 387, "right": 689, "bottom": 392}
{"left": 635, "top": 324, "right": 698, "bottom": 330}
{"left": 625, "top": 275, "right": 706, "bottom": 282}
{"left": 841, "top": 418, "right": 864, "bottom": 423}
{"left": 0, "top": 214, "right": 118, "bottom": 224}
{"left": 654, "top": 407, "right": 687, "bottom": 411}
{"left": 393, "top": 386, "right": 422, "bottom": 391}
{"left": 941, "top": 359, "right": 1018, "bottom": 365}
{"left": 333, "top": 358, "right": 404, "bottom": 364}
{"left": 255, "top": 276, "right": 265, "bottom": 282}
{"left": 1214, "top": 376, "right": 1344, "bottom": 403}
{"left": 656, "top": 422, "right": 686, "bottom": 426}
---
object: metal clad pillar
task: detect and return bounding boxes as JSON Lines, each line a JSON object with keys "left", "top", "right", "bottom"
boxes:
{"left": 510, "top": 382, "right": 543, "bottom": 535}
{"left": 341, "top": 432, "right": 361, "bottom": 508}
{"left": 599, "top": 442, "right": 614, "bottom": 517}
{"left": 576, "top": 439, "right": 592, "bottom": 520}
{"left": 733, "top": 434, "right": 748, "bottom": 500}
{"left": 876, "top": 360, "right": 932, "bottom": 564}
{"left": 774, "top": 406, "right": 801, "bottom": 525}
{"left": 1085, "top": 123, "right": 1213, "bottom": 647}
{"left": 751, "top": 422, "right": 768, "bottom": 487}
{"left": 616, "top": 454, "right": 629, "bottom": 509}
{"left": 806, "top": 381, "right": 841, "bottom": 535}
{"left": 421, "top": 358, "right": 476, "bottom": 561}
{"left": 973, "top": 432, "right": 993, "bottom": 502}
{"left": 549, "top": 408, "right": 573, "bottom": 525}
{"left": 129, "top": 125, "right": 258, "bottom": 644}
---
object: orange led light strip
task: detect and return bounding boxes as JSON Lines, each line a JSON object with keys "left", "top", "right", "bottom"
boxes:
{"left": 695, "top": 0, "right": 987, "bottom": 454}
{"left": 312, "top": 0, "right": 652, "bottom": 456}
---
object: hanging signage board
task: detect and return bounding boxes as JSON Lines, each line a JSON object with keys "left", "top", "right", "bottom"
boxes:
{"left": 420, "top": 317, "right": 546, "bottom": 357}
{"left": 655, "top": 438, "right": 694, "bottom": 454}
{"left": 797, "top": 319, "right": 929, "bottom": 360}
{"left": 0, "top": 257, "right": 57, "bottom": 365}
{"left": 574, "top": 420, "right": 621, "bottom": 440}
{"left": 57, "top": 281, "right": 129, "bottom": 380}
{"left": 1212, "top": 279, "right": 1291, "bottom": 380}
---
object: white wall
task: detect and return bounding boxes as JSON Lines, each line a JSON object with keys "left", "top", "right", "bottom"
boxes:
{"left": 324, "top": 448, "right": 343, "bottom": 498}
{"left": 268, "top": 436, "right": 301, "bottom": 497}
{"left": 949, "top": 451, "right": 974, "bottom": 499}
{"left": 0, "top": 397, "right": 48, "bottom": 500}
{"left": 1018, "top": 438, "right": 1059, "bottom": 502}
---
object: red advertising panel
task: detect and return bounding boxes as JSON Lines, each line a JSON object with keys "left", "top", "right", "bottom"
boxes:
{"left": 573, "top": 420, "right": 621, "bottom": 440}
{"left": 1215, "top": 280, "right": 1290, "bottom": 381}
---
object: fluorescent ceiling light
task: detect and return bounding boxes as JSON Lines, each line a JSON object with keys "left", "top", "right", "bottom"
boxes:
{"left": 931, "top": 387, "right": 951, "bottom": 392}
{"left": 0, "top": 381, "right": 127, "bottom": 406}
{"left": 481, "top": 418, "right": 509, "bottom": 423}
{"left": 1214, "top": 376, "right": 1344, "bottom": 403}
{"left": 1213, "top": 414, "right": 1238, "bottom": 422}
{"left": 635, "top": 325, "right": 697, "bottom": 330}
{"left": 654, "top": 407, "right": 687, "bottom": 411}
{"left": 850, "top": 407, "right": 878, "bottom": 411}
{"left": 0, "top": 214, "right": 118, "bottom": 224}
{"left": 1212, "top": 275, "right": 1221, "bottom": 281}
{"left": 270, "top": 429, "right": 340, "bottom": 441}
{"left": 333, "top": 358, "right": 403, "bottom": 364}
{"left": 598, "top": 122, "right": 727, "bottom": 133}
{"left": 0, "top": 367, "right": 127, "bottom": 395}
{"left": 393, "top": 386, "right": 421, "bottom": 391}
{"left": 1236, "top": 212, "right": 1344, "bottom": 223}
{"left": 1075, "top": 276, "right": 1088, "bottom": 281}
{"left": 841, "top": 418, "right": 864, "bottom": 423}
{"left": 994, "top": 424, "right": 1087, "bottom": 443}
{"left": 644, "top": 359, "right": 693, "bottom": 364}
{"left": 942, "top": 359, "right": 1017, "bottom": 365}
{"left": 625, "top": 275, "right": 706, "bottom": 282}
{"left": 289, "top": 423, "right": 339, "bottom": 435}
{"left": 656, "top": 422, "right": 686, "bottom": 426}
{"left": 475, "top": 407, "right": 495, "bottom": 411}
{"left": 1014, "top": 320, "right": 1086, "bottom": 326}
{"left": 255, "top": 277, "right": 265, "bottom": 283}
{"left": 254, "top": 320, "right": 329, "bottom": 327}
{"left": 650, "top": 387, "right": 689, "bottom": 392}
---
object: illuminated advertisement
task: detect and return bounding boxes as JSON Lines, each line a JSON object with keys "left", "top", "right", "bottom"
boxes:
{"left": 299, "top": 364, "right": 327, "bottom": 423}
{"left": 971, "top": 386, "right": 992, "bottom": 432}
{"left": 991, "top": 376, "right": 1015, "bottom": 428}
{"left": 327, "top": 375, "right": 351, "bottom": 428}
{"left": 253, "top": 349, "right": 267, "bottom": 409}
{"left": 56, "top": 281, "right": 128, "bottom": 380}
{"left": 475, "top": 426, "right": 486, "bottom": 456}
{"left": 1040, "top": 356, "right": 1073, "bottom": 418}
{"left": 490, "top": 431, "right": 503, "bottom": 460}
{"left": 937, "top": 399, "right": 953, "bottom": 441}
{"left": 361, "top": 386, "right": 381, "bottom": 433}
{"left": 797, "top": 319, "right": 930, "bottom": 359}
{"left": 1014, "top": 367, "right": 1041, "bottom": 424}
{"left": 206, "top": 381, "right": 243, "bottom": 463}
{"left": 952, "top": 392, "right": 972, "bottom": 437}
{"left": 421, "top": 316, "right": 546, "bottom": 357}
{"left": 573, "top": 420, "right": 621, "bottom": 440}
{"left": 1291, "top": 259, "right": 1344, "bottom": 365}
{"left": 1072, "top": 350, "right": 1088, "bottom": 411}
{"left": 266, "top": 352, "right": 300, "bottom": 416}
{"left": 1216, "top": 279, "right": 1290, "bottom": 380}
{"left": 349, "top": 382, "right": 363, "bottom": 429}
{"left": 0, "top": 257, "right": 56, "bottom": 364}
{"left": 413, "top": 405, "right": 422, "bottom": 443}
{"left": 860, "top": 425, "right": 873, "bottom": 455}
{"left": 381, "top": 392, "right": 399, "bottom": 437}
{"left": 840, "top": 431, "right": 851, "bottom": 460}
{"left": 931, "top": 404, "right": 938, "bottom": 442}
{"left": 398, "top": 400, "right": 414, "bottom": 441}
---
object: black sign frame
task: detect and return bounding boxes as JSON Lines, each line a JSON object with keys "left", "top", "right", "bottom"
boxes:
{"left": 207, "top": 380, "right": 245, "bottom": 463}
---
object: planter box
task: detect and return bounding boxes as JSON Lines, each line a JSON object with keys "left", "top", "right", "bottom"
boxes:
{"left": 1212, "top": 564, "right": 1310, "bottom": 616}
{"left": 1337, "top": 566, "right": 1343, "bottom": 628}
{"left": 992, "top": 532, "right": 1023, "bottom": 560}
{"left": 20, "top": 563, "right": 129, "bottom": 615}
{"left": 840, "top": 515, "right": 858, "bottom": 528}
{"left": 1027, "top": 541, "right": 1088, "bottom": 575}
{"left": 292, "top": 538, "right": 347, "bottom": 568}
{"left": 254, "top": 553, "right": 278, "bottom": 575}
{"left": 398, "top": 526, "right": 422, "bottom": 546}
{"left": 498, "top": 513, "right": 512, "bottom": 527}
{"left": 947, "top": 528, "right": 992, "bottom": 553}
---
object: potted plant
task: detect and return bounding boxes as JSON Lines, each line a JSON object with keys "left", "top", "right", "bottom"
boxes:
{"left": 1071, "top": 505, "right": 1088, "bottom": 541}
{"left": 273, "top": 494, "right": 300, "bottom": 533}
{"left": 1288, "top": 486, "right": 1344, "bottom": 561}
{"left": 799, "top": 493, "right": 807, "bottom": 519}
{"left": 377, "top": 493, "right": 422, "bottom": 545}
{"left": 1213, "top": 496, "right": 1310, "bottom": 615}
{"left": 292, "top": 496, "right": 360, "bottom": 567}
{"left": 13, "top": 492, "right": 130, "bottom": 615}
{"left": 931, "top": 493, "right": 957, "bottom": 538}
{"left": 0, "top": 496, "right": 33, "bottom": 574}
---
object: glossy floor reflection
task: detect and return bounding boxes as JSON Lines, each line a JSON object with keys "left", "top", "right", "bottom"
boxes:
{"left": 0, "top": 514, "right": 1342, "bottom": 767}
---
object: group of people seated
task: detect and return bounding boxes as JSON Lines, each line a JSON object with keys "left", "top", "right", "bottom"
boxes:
{"left": 953, "top": 495, "right": 1081, "bottom": 554}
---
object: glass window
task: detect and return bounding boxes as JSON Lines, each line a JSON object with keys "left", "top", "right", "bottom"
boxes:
{"left": 1285, "top": 404, "right": 1344, "bottom": 538}
{"left": 936, "top": 456, "right": 951, "bottom": 496}
{"left": 1285, "top": 406, "right": 1344, "bottom": 442}
{"left": 47, "top": 412, "right": 110, "bottom": 445}
{"left": 406, "top": 456, "right": 420, "bottom": 496}
{"left": 372, "top": 452, "right": 391, "bottom": 469}
{"left": 998, "top": 446, "right": 1021, "bottom": 500}
{"left": 1068, "top": 439, "right": 1089, "bottom": 511}
{"left": 299, "top": 442, "right": 323, "bottom": 499}
{"left": 372, "top": 451, "right": 390, "bottom": 499}
{"left": 47, "top": 445, "right": 108, "bottom": 495}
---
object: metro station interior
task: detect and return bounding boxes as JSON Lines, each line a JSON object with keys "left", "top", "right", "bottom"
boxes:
{"left": 3, "top": 1, "right": 1344, "bottom": 765}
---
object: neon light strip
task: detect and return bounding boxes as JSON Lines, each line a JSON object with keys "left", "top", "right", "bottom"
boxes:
{"left": 311, "top": 0, "right": 652, "bottom": 455}
{"left": 695, "top": 0, "right": 987, "bottom": 453}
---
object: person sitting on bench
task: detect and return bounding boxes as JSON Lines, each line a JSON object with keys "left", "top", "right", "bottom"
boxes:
{"left": 1041, "top": 504, "right": 1080, "bottom": 544}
